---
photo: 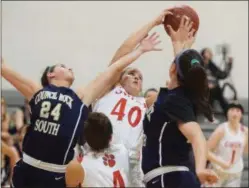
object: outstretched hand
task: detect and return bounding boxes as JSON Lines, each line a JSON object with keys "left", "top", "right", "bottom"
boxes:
{"left": 153, "top": 9, "right": 173, "bottom": 26}
{"left": 184, "top": 26, "right": 196, "bottom": 49}
{"left": 167, "top": 15, "right": 196, "bottom": 55}
{"left": 138, "top": 32, "right": 162, "bottom": 53}
{"left": 167, "top": 15, "right": 194, "bottom": 42}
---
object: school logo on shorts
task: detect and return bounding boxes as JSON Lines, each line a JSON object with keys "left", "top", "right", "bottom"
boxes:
{"left": 102, "top": 154, "right": 116, "bottom": 167}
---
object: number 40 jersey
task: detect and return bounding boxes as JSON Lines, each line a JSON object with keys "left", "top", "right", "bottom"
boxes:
{"left": 93, "top": 86, "right": 146, "bottom": 151}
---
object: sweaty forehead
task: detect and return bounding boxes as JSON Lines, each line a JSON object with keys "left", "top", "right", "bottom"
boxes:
{"left": 126, "top": 68, "right": 143, "bottom": 78}
{"left": 55, "top": 64, "right": 66, "bottom": 68}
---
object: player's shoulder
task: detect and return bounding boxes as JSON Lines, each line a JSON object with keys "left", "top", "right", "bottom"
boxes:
{"left": 157, "top": 87, "right": 191, "bottom": 106}
{"left": 241, "top": 125, "right": 248, "bottom": 134}
{"left": 214, "top": 122, "right": 227, "bottom": 135}
{"left": 97, "top": 85, "right": 123, "bottom": 101}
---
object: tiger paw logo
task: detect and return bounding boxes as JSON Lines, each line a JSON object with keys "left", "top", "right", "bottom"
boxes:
{"left": 102, "top": 154, "right": 116, "bottom": 167}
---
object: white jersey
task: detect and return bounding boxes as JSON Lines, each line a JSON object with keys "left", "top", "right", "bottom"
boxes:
{"left": 82, "top": 144, "right": 130, "bottom": 187}
{"left": 213, "top": 122, "right": 246, "bottom": 174}
{"left": 93, "top": 86, "right": 146, "bottom": 151}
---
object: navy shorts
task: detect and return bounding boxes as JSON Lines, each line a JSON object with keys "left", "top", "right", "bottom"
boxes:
{"left": 12, "top": 160, "right": 66, "bottom": 188}
{"left": 146, "top": 171, "right": 200, "bottom": 188}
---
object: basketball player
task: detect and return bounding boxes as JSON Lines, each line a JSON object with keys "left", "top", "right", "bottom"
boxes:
{"left": 207, "top": 101, "right": 248, "bottom": 187}
{"left": 66, "top": 112, "right": 131, "bottom": 187}
{"left": 1, "top": 34, "right": 158, "bottom": 187}
{"left": 92, "top": 10, "right": 172, "bottom": 186}
{"left": 142, "top": 16, "right": 218, "bottom": 188}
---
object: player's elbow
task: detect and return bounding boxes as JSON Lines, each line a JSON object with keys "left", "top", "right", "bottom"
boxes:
{"left": 179, "top": 122, "right": 203, "bottom": 143}
{"left": 191, "top": 129, "right": 207, "bottom": 151}
{"left": 65, "top": 160, "right": 84, "bottom": 187}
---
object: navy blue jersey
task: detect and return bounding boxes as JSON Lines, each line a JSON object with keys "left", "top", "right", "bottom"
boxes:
{"left": 142, "top": 87, "right": 196, "bottom": 174}
{"left": 23, "top": 84, "right": 88, "bottom": 165}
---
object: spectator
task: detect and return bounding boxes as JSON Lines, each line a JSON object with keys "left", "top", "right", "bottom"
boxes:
{"left": 201, "top": 48, "right": 233, "bottom": 122}
{"left": 144, "top": 88, "right": 158, "bottom": 108}
{"left": 1, "top": 97, "right": 13, "bottom": 146}
{"left": 14, "top": 125, "right": 28, "bottom": 158}
{"left": 1, "top": 141, "right": 19, "bottom": 187}
{"left": 9, "top": 109, "right": 24, "bottom": 136}
{"left": 1, "top": 97, "right": 10, "bottom": 133}
{"left": 21, "top": 99, "right": 31, "bottom": 125}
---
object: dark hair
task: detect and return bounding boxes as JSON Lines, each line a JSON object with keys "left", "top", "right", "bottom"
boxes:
{"left": 200, "top": 48, "right": 210, "bottom": 66}
{"left": 200, "top": 48, "right": 208, "bottom": 57}
{"left": 227, "top": 101, "right": 244, "bottom": 114}
{"left": 144, "top": 88, "right": 158, "bottom": 97}
{"left": 40, "top": 65, "right": 56, "bottom": 87}
{"left": 175, "top": 49, "right": 213, "bottom": 122}
{"left": 84, "top": 112, "right": 113, "bottom": 152}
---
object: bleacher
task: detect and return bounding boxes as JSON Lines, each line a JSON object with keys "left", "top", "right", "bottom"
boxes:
{"left": 2, "top": 90, "right": 249, "bottom": 187}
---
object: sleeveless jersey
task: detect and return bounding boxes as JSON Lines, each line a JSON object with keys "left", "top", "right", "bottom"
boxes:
{"left": 23, "top": 84, "right": 89, "bottom": 165}
{"left": 93, "top": 86, "right": 146, "bottom": 151}
{"left": 142, "top": 87, "right": 196, "bottom": 174}
{"left": 82, "top": 144, "right": 130, "bottom": 187}
{"left": 213, "top": 122, "right": 246, "bottom": 173}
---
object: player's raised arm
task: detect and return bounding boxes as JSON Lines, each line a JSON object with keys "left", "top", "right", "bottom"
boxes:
{"left": 207, "top": 125, "right": 232, "bottom": 169}
{"left": 165, "top": 15, "right": 196, "bottom": 88}
{"left": 167, "top": 16, "right": 195, "bottom": 56}
{"left": 109, "top": 10, "right": 172, "bottom": 65}
{"left": 1, "top": 58, "right": 42, "bottom": 101}
{"left": 76, "top": 33, "right": 162, "bottom": 106}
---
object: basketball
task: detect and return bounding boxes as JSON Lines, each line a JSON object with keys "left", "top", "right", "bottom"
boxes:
{"left": 163, "top": 5, "right": 199, "bottom": 36}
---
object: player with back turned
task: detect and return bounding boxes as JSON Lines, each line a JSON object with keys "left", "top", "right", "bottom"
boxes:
{"left": 63, "top": 32, "right": 163, "bottom": 188}
{"left": 1, "top": 41, "right": 150, "bottom": 187}
{"left": 142, "top": 16, "right": 218, "bottom": 188}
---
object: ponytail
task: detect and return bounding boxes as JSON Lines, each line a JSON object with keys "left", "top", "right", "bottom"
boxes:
{"left": 176, "top": 49, "right": 213, "bottom": 122}
{"left": 183, "top": 65, "right": 213, "bottom": 122}
{"left": 40, "top": 65, "right": 56, "bottom": 87}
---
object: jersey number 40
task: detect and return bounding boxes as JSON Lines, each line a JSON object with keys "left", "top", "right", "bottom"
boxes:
{"left": 111, "top": 98, "right": 142, "bottom": 127}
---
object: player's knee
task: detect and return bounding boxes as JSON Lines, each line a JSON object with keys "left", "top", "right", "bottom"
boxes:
{"left": 65, "top": 160, "right": 84, "bottom": 187}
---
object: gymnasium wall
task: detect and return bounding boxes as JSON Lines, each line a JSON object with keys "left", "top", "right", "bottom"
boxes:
{"left": 2, "top": 1, "right": 248, "bottom": 98}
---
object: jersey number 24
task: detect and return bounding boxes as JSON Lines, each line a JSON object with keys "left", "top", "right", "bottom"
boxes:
{"left": 40, "top": 101, "right": 62, "bottom": 121}
{"left": 111, "top": 98, "right": 142, "bottom": 127}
